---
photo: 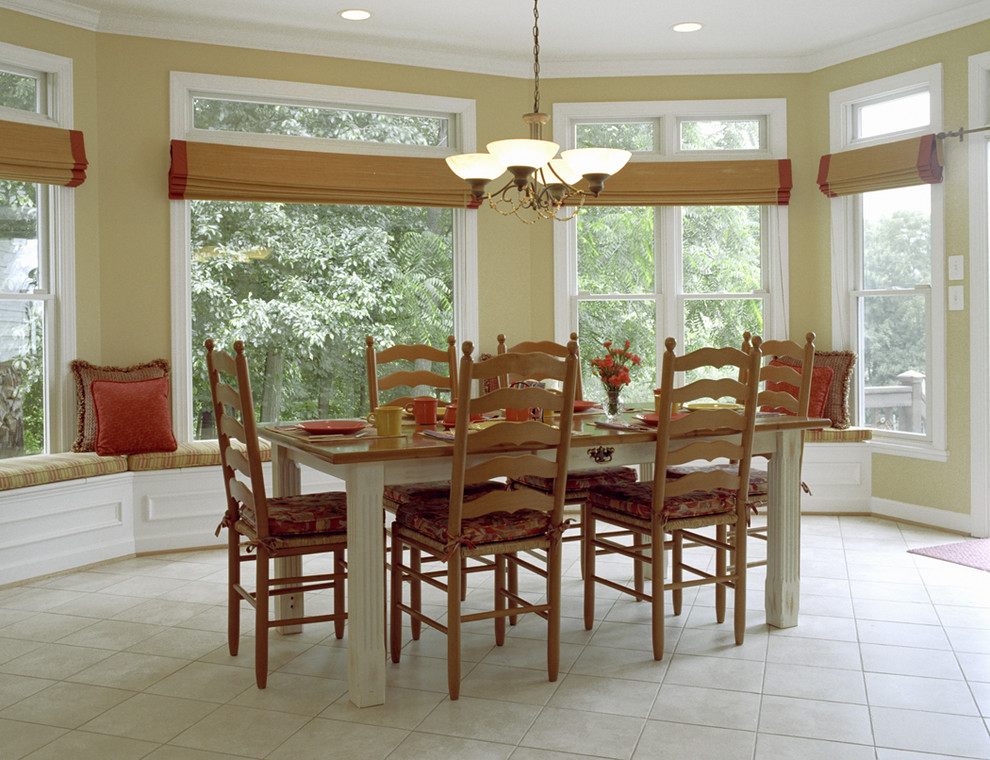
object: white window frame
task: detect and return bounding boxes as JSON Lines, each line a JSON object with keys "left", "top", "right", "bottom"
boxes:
{"left": 169, "top": 72, "right": 479, "bottom": 441}
{"left": 0, "top": 42, "right": 76, "bottom": 453}
{"left": 969, "top": 51, "right": 990, "bottom": 537}
{"left": 828, "top": 64, "right": 946, "bottom": 459}
{"left": 552, "top": 99, "right": 789, "bottom": 382}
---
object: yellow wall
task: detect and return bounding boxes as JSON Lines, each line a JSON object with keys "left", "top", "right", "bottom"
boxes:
{"left": 2, "top": 7, "right": 987, "bottom": 518}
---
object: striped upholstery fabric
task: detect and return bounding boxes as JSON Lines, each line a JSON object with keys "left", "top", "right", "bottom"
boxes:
{"left": 587, "top": 479, "right": 736, "bottom": 523}
{"left": 240, "top": 491, "right": 347, "bottom": 535}
{"left": 666, "top": 464, "right": 770, "bottom": 497}
{"left": 0, "top": 452, "right": 128, "bottom": 491}
{"left": 396, "top": 495, "right": 551, "bottom": 546}
{"left": 805, "top": 427, "right": 872, "bottom": 443}
{"left": 127, "top": 440, "right": 272, "bottom": 471}
{"left": 384, "top": 479, "right": 505, "bottom": 506}
{"left": 511, "top": 466, "right": 637, "bottom": 494}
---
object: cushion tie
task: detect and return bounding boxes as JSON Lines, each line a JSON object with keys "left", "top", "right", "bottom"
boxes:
{"left": 545, "top": 518, "right": 574, "bottom": 544}
{"left": 441, "top": 529, "right": 478, "bottom": 562}
{"left": 215, "top": 508, "right": 237, "bottom": 537}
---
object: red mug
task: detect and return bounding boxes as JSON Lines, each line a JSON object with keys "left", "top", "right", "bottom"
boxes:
{"left": 405, "top": 396, "right": 438, "bottom": 425}
{"left": 504, "top": 406, "right": 541, "bottom": 421}
{"left": 442, "top": 402, "right": 482, "bottom": 426}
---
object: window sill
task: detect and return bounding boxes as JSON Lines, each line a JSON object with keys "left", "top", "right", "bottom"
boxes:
{"left": 867, "top": 435, "right": 948, "bottom": 462}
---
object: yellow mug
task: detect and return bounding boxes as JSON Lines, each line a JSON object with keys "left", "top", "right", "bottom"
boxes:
{"left": 366, "top": 405, "right": 403, "bottom": 436}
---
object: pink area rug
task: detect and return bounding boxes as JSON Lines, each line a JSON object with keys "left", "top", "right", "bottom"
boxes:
{"left": 909, "top": 538, "right": 990, "bottom": 572}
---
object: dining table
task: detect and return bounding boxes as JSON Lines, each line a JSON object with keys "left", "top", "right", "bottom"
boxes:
{"left": 259, "top": 408, "right": 827, "bottom": 707}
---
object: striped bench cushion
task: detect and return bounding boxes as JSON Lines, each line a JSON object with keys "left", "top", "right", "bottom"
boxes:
{"left": 0, "top": 452, "right": 128, "bottom": 491}
{"left": 805, "top": 427, "right": 872, "bottom": 443}
{"left": 587, "top": 479, "right": 736, "bottom": 523}
{"left": 127, "top": 440, "right": 272, "bottom": 471}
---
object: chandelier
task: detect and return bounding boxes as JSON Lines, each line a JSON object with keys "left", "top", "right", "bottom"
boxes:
{"left": 445, "top": 0, "right": 631, "bottom": 223}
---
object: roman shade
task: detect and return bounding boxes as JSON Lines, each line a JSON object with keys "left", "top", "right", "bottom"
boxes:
{"left": 168, "top": 139, "right": 480, "bottom": 208}
{"left": 0, "top": 119, "right": 88, "bottom": 186}
{"left": 571, "top": 158, "right": 792, "bottom": 206}
{"left": 817, "top": 134, "right": 943, "bottom": 197}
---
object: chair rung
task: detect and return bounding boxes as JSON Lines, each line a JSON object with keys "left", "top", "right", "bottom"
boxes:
{"left": 394, "top": 602, "right": 447, "bottom": 635}
{"left": 591, "top": 573, "right": 652, "bottom": 602}
{"left": 462, "top": 603, "right": 547, "bottom": 623}
{"left": 269, "top": 579, "right": 342, "bottom": 597}
{"left": 266, "top": 611, "right": 346, "bottom": 629}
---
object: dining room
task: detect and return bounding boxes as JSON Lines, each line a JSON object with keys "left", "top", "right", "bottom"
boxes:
{"left": 2, "top": 0, "right": 990, "bottom": 757}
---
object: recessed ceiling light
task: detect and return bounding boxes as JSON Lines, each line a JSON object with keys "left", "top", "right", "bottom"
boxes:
{"left": 339, "top": 9, "right": 371, "bottom": 21}
{"left": 672, "top": 22, "right": 703, "bottom": 33}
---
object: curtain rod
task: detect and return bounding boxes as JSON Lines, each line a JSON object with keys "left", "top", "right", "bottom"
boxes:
{"left": 937, "top": 125, "right": 990, "bottom": 141}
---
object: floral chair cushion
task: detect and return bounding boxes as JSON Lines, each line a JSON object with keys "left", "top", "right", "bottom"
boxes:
{"left": 395, "top": 494, "right": 551, "bottom": 547}
{"left": 665, "top": 464, "right": 769, "bottom": 496}
{"left": 241, "top": 491, "right": 347, "bottom": 535}
{"left": 384, "top": 480, "right": 506, "bottom": 505}
{"left": 512, "top": 466, "right": 637, "bottom": 494}
{"left": 586, "top": 479, "right": 736, "bottom": 523}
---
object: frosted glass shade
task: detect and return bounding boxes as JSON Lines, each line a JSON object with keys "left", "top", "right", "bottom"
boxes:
{"left": 486, "top": 138, "right": 559, "bottom": 170}
{"left": 445, "top": 153, "right": 506, "bottom": 180}
{"left": 560, "top": 147, "right": 631, "bottom": 177}
{"left": 539, "top": 158, "right": 582, "bottom": 186}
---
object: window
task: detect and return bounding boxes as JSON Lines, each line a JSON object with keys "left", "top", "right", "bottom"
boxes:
{"left": 554, "top": 100, "right": 787, "bottom": 399}
{"left": 829, "top": 65, "right": 945, "bottom": 455}
{"left": 170, "top": 73, "right": 478, "bottom": 440}
{"left": 0, "top": 44, "right": 75, "bottom": 457}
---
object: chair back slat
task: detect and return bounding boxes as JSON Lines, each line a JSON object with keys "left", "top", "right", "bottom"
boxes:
{"left": 205, "top": 339, "right": 271, "bottom": 539}
{"left": 671, "top": 376, "right": 747, "bottom": 406}
{"left": 666, "top": 438, "right": 747, "bottom": 467}
{"left": 447, "top": 340, "right": 579, "bottom": 536}
{"left": 366, "top": 335, "right": 457, "bottom": 412}
{"left": 497, "top": 332, "right": 584, "bottom": 399}
{"left": 744, "top": 331, "right": 816, "bottom": 417}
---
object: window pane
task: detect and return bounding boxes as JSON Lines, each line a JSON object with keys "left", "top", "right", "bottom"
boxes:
{"left": 192, "top": 97, "right": 449, "bottom": 146}
{"left": 862, "top": 293, "right": 926, "bottom": 433}
{"left": 0, "top": 181, "right": 39, "bottom": 295}
{"left": 0, "top": 299, "right": 44, "bottom": 457}
{"left": 576, "top": 122, "right": 655, "bottom": 151}
{"left": 862, "top": 185, "right": 930, "bottom": 289}
{"left": 578, "top": 299, "right": 656, "bottom": 404}
{"left": 0, "top": 70, "right": 38, "bottom": 112}
{"left": 190, "top": 201, "right": 453, "bottom": 436}
{"left": 682, "top": 206, "right": 761, "bottom": 293}
{"left": 576, "top": 206, "right": 653, "bottom": 294}
{"left": 856, "top": 91, "right": 929, "bottom": 139}
{"left": 680, "top": 119, "right": 761, "bottom": 150}
{"left": 683, "top": 297, "right": 763, "bottom": 376}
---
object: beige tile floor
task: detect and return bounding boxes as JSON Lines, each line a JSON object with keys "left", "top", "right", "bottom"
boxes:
{"left": 1, "top": 514, "right": 990, "bottom": 759}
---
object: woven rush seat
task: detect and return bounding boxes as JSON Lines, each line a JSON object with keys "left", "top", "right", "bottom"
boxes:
{"left": 511, "top": 466, "right": 637, "bottom": 494}
{"left": 239, "top": 491, "right": 347, "bottom": 535}
{"left": 396, "top": 496, "right": 551, "bottom": 548}
{"left": 587, "top": 479, "right": 736, "bottom": 523}
{"left": 385, "top": 479, "right": 505, "bottom": 505}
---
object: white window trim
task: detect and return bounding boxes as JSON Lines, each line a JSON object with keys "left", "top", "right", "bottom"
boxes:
{"left": 0, "top": 42, "right": 76, "bottom": 453}
{"left": 552, "top": 99, "right": 788, "bottom": 376}
{"left": 969, "top": 51, "right": 990, "bottom": 537}
{"left": 168, "top": 72, "right": 478, "bottom": 441}
{"left": 828, "top": 64, "right": 946, "bottom": 460}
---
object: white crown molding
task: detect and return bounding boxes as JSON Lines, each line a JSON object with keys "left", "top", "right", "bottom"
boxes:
{"left": 2, "top": 0, "right": 990, "bottom": 78}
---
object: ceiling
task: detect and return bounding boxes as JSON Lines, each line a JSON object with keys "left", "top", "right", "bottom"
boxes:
{"left": 6, "top": 0, "right": 990, "bottom": 78}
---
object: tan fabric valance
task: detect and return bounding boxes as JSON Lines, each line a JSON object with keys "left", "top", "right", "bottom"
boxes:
{"left": 0, "top": 119, "right": 87, "bottom": 187}
{"left": 817, "top": 134, "right": 942, "bottom": 197}
{"left": 570, "top": 158, "right": 791, "bottom": 207}
{"left": 168, "top": 140, "right": 480, "bottom": 208}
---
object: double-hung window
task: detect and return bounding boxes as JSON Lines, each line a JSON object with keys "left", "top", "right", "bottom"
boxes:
{"left": 827, "top": 65, "right": 945, "bottom": 455}
{"left": 553, "top": 99, "right": 788, "bottom": 398}
{"left": 169, "top": 73, "right": 478, "bottom": 439}
{"left": 0, "top": 43, "right": 75, "bottom": 457}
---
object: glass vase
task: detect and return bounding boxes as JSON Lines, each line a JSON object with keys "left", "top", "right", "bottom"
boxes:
{"left": 604, "top": 385, "right": 623, "bottom": 421}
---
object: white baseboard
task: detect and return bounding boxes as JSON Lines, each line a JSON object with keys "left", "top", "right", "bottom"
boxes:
{"left": 867, "top": 497, "right": 973, "bottom": 534}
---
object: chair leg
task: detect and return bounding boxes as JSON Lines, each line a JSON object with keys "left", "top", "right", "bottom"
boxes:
{"left": 334, "top": 548, "right": 345, "bottom": 639}
{"left": 715, "top": 524, "right": 727, "bottom": 624}
{"left": 651, "top": 527, "right": 665, "bottom": 660}
{"left": 410, "top": 547, "right": 422, "bottom": 641}
{"left": 582, "top": 504, "right": 596, "bottom": 630}
{"left": 547, "top": 538, "right": 561, "bottom": 682}
{"left": 447, "top": 548, "right": 462, "bottom": 700}
{"left": 633, "top": 536, "right": 647, "bottom": 596}
{"left": 508, "top": 555, "right": 518, "bottom": 625}
{"left": 671, "top": 529, "right": 683, "bottom": 616}
{"left": 494, "top": 554, "right": 507, "bottom": 646}
{"left": 255, "top": 547, "right": 270, "bottom": 689}
{"left": 227, "top": 530, "right": 240, "bottom": 656}
{"left": 389, "top": 528, "right": 403, "bottom": 663}
{"left": 734, "top": 518, "right": 747, "bottom": 645}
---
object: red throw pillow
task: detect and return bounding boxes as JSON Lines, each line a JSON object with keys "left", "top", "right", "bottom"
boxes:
{"left": 763, "top": 360, "right": 834, "bottom": 419}
{"left": 92, "top": 376, "right": 178, "bottom": 456}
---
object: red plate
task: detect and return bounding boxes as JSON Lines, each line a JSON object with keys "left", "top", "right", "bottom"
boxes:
{"left": 635, "top": 413, "right": 660, "bottom": 426}
{"left": 297, "top": 420, "right": 367, "bottom": 435}
{"left": 574, "top": 400, "right": 600, "bottom": 412}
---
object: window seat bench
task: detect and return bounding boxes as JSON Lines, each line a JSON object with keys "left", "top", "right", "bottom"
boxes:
{"left": 0, "top": 441, "right": 340, "bottom": 586}
{"left": 800, "top": 428, "right": 872, "bottom": 513}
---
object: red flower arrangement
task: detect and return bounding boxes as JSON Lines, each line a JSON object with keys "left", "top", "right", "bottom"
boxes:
{"left": 590, "top": 340, "right": 641, "bottom": 388}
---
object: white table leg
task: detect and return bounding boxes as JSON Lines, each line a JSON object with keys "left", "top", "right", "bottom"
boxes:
{"left": 765, "top": 429, "right": 802, "bottom": 628}
{"left": 270, "top": 444, "right": 303, "bottom": 634}
{"left": 345, "top": 462, "right": 387, "bottom": 707}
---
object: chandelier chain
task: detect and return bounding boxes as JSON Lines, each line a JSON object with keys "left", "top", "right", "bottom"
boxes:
{"left": 532, "top": 0, "right": 540, "bottom": 114}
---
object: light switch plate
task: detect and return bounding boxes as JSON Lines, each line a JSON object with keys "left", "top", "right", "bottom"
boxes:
{"left": 948, "top": 255, "right": 964, "bottom": 280}
{"left": 949, "top": 285, "right": 964, "bottom": 311}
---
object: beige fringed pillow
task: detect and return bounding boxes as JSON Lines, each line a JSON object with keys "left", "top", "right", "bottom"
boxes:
{"left": 71, "top": 358, "right": 170, "bottom": 452}
{"left": 780, "top": 350, "right": 856, "bottom": 429}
